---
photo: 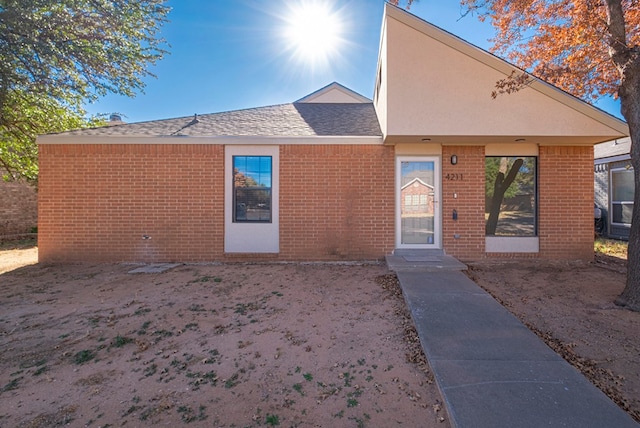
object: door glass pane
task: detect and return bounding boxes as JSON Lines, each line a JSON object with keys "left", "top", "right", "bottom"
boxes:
{"left": 401, "top": 161, "right": 435, "bottom": 244}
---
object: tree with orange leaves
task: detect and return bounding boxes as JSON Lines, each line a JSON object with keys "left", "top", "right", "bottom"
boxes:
{"left": 391, "top": 0, "right": 640, "bottom": 311}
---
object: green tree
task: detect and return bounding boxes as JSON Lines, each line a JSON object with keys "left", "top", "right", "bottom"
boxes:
{"left": 0, "top": 0, "right": 170, "bottom": 181}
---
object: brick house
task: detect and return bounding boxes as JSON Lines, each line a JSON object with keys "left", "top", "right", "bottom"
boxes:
{"left": 0, "top": 180, "right": 37, "bottom": 237}
{"left": 37, "top": 4, "right": 628, "bottom": 263}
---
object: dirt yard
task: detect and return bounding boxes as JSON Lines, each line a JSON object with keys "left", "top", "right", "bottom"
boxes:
{"left": 1, "top": 245, "right": 638, "bottom": 426}
{"left": 467, "top": 254, "right": 639, "bottom": 423}
{"left": 0, "top": 248, "right": 448, "bottom": 427}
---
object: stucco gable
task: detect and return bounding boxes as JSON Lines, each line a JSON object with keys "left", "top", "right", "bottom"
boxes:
{"left": 295, "top": 82, "right": 371, "bottom": 103}
{"left": 376, "top": 4, "right": 628, "bottom": 145}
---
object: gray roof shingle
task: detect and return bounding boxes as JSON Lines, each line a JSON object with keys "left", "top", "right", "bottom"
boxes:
{"left": 58, "top": 102, "right": 382, "bottom": 137}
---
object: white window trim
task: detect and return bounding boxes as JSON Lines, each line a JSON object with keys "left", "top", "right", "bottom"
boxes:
{"left": 610, "top": 166, "right": 635, "bottom": 227}
{"left": 486, "top": 236, "right": 539, "bottom": 253}
{"left": 484, "top": 152, "right": 539, "bottom": 253}
{"left": 225, "top": 146, "right": 279, "bottom": 253}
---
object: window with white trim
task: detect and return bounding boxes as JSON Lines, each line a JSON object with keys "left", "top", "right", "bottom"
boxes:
{"left": 611, "top": 167, "right": 634, "bottom": 225}
{"left": 233, "top": 156, "right": 272, "bottom": 222}
{"left": 485, "top": 156, "right": 537, "bottom": 236}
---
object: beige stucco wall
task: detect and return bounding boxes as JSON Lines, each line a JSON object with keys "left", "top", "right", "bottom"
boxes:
{"left": 379, "top": 7, "right": 626, "bottom": 145}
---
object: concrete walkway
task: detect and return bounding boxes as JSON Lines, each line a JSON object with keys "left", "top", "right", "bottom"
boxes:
{"left": 386, "top": 250, "right": 638, "bottom": 428}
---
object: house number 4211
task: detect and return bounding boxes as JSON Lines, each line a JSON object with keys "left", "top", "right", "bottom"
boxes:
{"left": 445, "top": 173, "right": 463, "bottom": 181}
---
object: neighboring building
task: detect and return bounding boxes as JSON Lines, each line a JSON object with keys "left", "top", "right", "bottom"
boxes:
{"left": 0, "top": 180, "right": 37, "bottom": 237}
{"left": 37, "top": 4, "right": 628, "bottom": 263}
{"left": 595, "top": 137, "right": 633, "bottom": 240}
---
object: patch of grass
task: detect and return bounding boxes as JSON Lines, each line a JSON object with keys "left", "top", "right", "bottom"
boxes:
{"left": 265, "top": 413, "right": 280, "bottom": 426}
{"left": 20, "top": 358, "right": 47, "bottom": 369}
{"left": 152, "top": 329, "right": 173, "bottom": 343}
{"left": 143, "top": 363, "right": 157, "bottom": 377}
{"left": 234, "top": 302, "right": 249, "bottom": 315}
{"left": 123, "top": 405, "right": 140, "bottom": 416}
{"left": 33, "top": 366, "right": 48, "bottom": 376}
{"left": 0, "top": 237, "right": 36, "bottom": 250}
{"left": 341, "top": 371, "right": 353, "bottom": 387}
{"left": 303, "top": 372, "right": 313, "bottom": 382}
{"left": 224, "top": 372, "right": 240, "bottom": 389}
{"left": 177, "top": 405, "right": 207, "bottom": 423}
{"left": 170, "top": 358, "right": 187, "bottom": 371}
{"left": 1, "top": 378, "right": 21, "bottom": 392}
{"left": 184, "top": 322, "right": 199, "bottom": 330}
{"left": 112, "top": 335, "right": 134, "bottom": 348}
{"left": 349, "top": 414, "right": 370, "bottom": 428}
{"left": 188, "top": 304, "right": 206, "bottom": 312}
{"left": 347, "top": 398, "right": 359, "bottom": 408}
{"left": 595, "top": 238, "right": 628, "bottom": 259}
{"left": 188, "top": 275, "right": 221, "bottom": 284}
{"left": 292, "top": 383, "right": 304, "bottom": 395}
{"left": 233, "top": 300, "right": 264, "bottom": 315}
{"left": 73, "top": 350, "right": 95, "bottom": 365}
{"left": 186, "top": 370, "right": 218, "bottom": 389}
{"left": 139, "top": 407, "right": 155, "bottom": 421}
{"left": 134, "top": 307, "right": 151, "bottom": 316}
{"left": 138, "top": 321, "right": 151, "bottom": 335}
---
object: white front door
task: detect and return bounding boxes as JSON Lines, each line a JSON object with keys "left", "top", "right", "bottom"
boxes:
{"left": 396, "top": 156, "right": 441, "bottom": 248}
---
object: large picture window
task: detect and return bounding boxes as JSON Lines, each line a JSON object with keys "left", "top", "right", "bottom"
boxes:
{"left": 233, "top": 156, "right": 272, "bottom": 222}
{"left": 611, "top": 167, "right": 634, "bottom": 225}
{"left": 485, "top": 157, "right": 537, "bottom": 236}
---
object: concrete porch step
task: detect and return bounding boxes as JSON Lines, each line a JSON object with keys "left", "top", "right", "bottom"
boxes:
{"left": 386, "top": 249, "right": 467, "bottom": 272}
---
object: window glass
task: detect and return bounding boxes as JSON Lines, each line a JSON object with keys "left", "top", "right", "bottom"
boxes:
{"left": 612, "top": 169, "right": 634, "bottom": 201}
{"left": 485, "top": 157, "right": 537, "bottom": 236}
{"left": 611, "top": 168, "right": 634, "bottom": 225}
{"left": 233, "top": 156, "right": 272, "bottom": 222}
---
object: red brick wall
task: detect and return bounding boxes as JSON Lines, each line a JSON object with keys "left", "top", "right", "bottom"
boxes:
{"left": 39, "top": 143, "right": 395, "bottom": 263}
{"left": 0, "top": 180, "right": 37, "bottom": 236}
{"left": 441, "top": 146, "right": 486, "bottom": 260}
{"left": 439, "top": 145, "right": 593, "bottom": 261}
{"left": 279, "top": 145, "right": 395, "bottom": 260}
{"left": 38, "top": 143, "right": 593, "bottom": 262}
{"left": 538, "top": 146, "right": 594, "bottom": 260}
{"left": 38, "top": 144, "right": 225, "bottom": 262}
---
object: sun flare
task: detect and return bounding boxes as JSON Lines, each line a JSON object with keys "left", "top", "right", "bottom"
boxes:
{"left": 282, "top": 1, "right": 345, "bottom": 68}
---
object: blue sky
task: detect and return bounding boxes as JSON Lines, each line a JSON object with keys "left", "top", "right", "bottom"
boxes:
{"left": 84, "top": 0, "right": 622, "bottom": 123}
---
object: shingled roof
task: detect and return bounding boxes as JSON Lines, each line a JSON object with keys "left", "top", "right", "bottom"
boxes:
{"left": 58, "top": 102, "right": 382, "bottom": 138}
